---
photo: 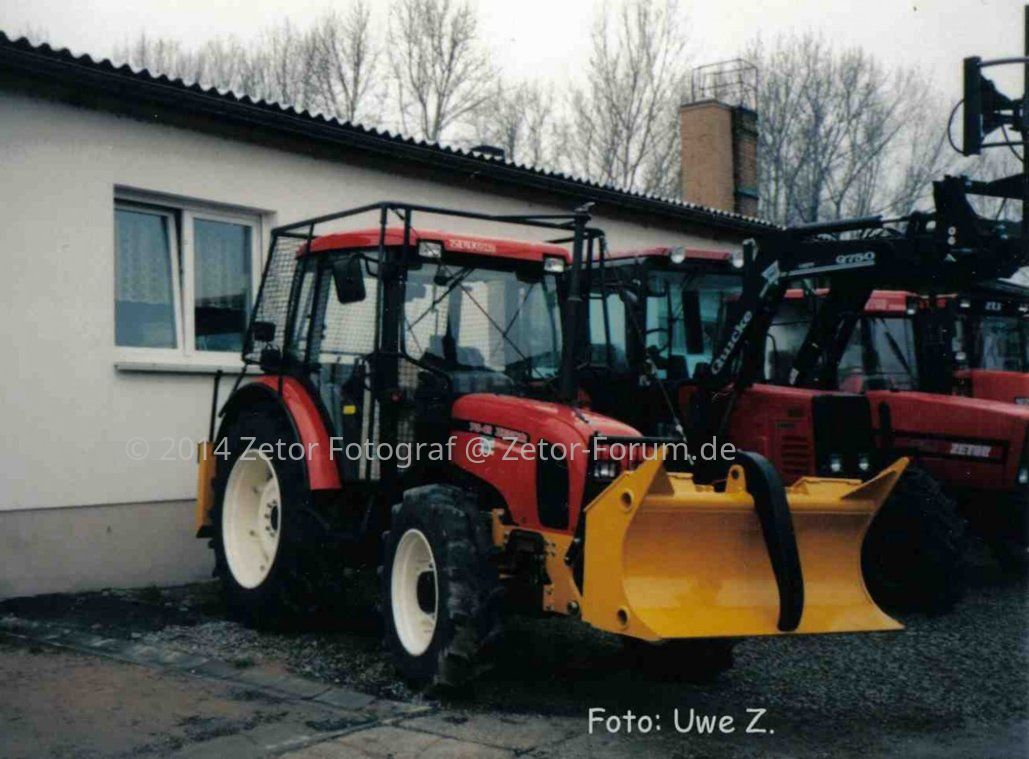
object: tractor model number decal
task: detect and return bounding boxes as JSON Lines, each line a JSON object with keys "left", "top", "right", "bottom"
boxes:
{"left": 785, "top": 251, "right": 877, "bottom": 278}
{"left": 835, "top": 251, "right": 876, "bottom": 266}
{"left": 457, "top": 419, "right": 530, "bottom": 444}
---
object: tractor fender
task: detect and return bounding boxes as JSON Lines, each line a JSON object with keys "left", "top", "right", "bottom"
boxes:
{"left": 217, "top": 376, "right": 342, "bottom": 491}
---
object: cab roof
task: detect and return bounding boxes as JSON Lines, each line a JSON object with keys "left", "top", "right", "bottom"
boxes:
{"left": 298, "top": 227, "right": 570, "bottom": 262}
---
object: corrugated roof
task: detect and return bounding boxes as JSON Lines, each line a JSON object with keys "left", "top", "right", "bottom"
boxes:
{"left": 0, "top": 31, "right": 775, "bottom": 233}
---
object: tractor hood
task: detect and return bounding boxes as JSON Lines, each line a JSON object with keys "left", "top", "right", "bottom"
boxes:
{"left": 450, "top": 393, "right": 641, "bottom": 534}
{"left": 867, "top": 389, "right": 1029, "bottom": 491}
{"left": 452, "top": 393, "right": 641, "bottom": 448}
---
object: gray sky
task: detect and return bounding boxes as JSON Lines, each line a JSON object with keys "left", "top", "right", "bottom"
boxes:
{"left": 0, "top": 0, "right": 1024, "bottom": 105}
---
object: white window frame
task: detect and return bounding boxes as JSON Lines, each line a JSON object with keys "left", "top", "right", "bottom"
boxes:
{"left": 114, "top": 192, "right": 264, "bottom": 371}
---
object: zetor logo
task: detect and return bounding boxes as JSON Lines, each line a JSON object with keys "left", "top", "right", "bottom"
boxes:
{"left": 446, "top": 238, "right": 497, "bottom": 254}
{"left": 949, "top": 442, "right": 995, "bottom": 458}
{"left": 835, "top": 251, "right": 876, "bottom": 266}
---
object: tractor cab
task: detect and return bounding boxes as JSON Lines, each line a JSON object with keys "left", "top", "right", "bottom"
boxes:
{"left": 580, "top": 246, "right": 743, "bottom": 437}
{"left": 940, "top": 287, "right": 1029, "bottom": 404}
{"left": 768, "top": 290, "right": 924, "bottom": 394}
{"left": 275, "top": 227, "right": 570, "bottom": 483}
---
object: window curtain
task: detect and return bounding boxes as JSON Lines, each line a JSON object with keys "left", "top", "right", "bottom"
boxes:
{"left": 194, "top": 219, "right": 251, "bottom": 351}
{"left": 115, "top": 208, "right": 176, "bottom": 347}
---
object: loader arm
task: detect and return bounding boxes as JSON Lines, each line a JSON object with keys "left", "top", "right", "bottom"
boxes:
{"left": 706, "top": 174, "right": 1028, "bottom": 401}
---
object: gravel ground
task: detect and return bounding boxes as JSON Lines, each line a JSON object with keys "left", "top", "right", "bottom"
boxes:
{"left": 2, "top": 543, "right": 1026, "bottom": 755}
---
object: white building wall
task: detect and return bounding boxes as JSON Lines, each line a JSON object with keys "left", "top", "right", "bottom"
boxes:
{"left": 0, "top": 91, "right": 731, "bottom": 597}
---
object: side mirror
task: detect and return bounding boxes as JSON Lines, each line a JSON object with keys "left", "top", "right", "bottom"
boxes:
{"left": 683, "top": 291, "right": 705, "bottom": 354}
{"left": 252, "top": 320, "right": 276, "bottom": 343}
{"left": 332, "top": 255, "right": 366, "bottom": 305}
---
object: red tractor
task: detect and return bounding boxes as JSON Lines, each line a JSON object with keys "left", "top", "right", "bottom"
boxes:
{"left": 770, "top": 286, "right": 1029, "bottom": 572}
{"left": 580, "top": 245, "right": 965, "bottom": 613}
{"left": 194, "top": 202, "right": 907, "bottom": 689}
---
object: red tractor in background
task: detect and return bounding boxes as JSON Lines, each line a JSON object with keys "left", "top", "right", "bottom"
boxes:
{"left": 770, "top": 286, "right": 1029, "bottom": 572}
{"left": 194, "top": 202, "right": 906, "bottom": 689}
{"left": 580, "top": 245, "right": 965, "bottom": 613}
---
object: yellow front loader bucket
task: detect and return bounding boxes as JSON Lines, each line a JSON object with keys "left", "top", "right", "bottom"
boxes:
{"left": 580, "top": 454, "right": 907, "bottom": 641}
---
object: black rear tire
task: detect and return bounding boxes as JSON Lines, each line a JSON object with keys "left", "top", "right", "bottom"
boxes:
{"left": 211, "top": 408, "right": 338, "bottom": 628}
{"left": 862, "top": 466, "right": 966, "bottom": 614}
{"left": 624, "top": 638, "right": 735, "bottom": 682}
{"left": 380, "top": 485, "right": 502, "bottom": 690}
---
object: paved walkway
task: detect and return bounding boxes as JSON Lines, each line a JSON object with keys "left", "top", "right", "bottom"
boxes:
{"left": 1, "top": 616, "right": 1026, "bottom": 758}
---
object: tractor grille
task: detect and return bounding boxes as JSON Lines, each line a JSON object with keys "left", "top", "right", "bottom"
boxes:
{"left": 778, "top": 433, "right": 812, "bottom": 484}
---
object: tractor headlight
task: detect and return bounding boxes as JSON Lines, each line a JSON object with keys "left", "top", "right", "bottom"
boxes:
{"left": 829, "top": 454, "right": 843, "bottom": 474}
{"left": 669, "top": 247, "right": 687, "bottom": 265}
{"left": 543, "top": 256, "right": 567, "bottom": 274}
{"left": 857, "top": 453, "right": 871, "bottom": 473}
{"left": 591, "top": 459, "right": 620, "bottom": 481}
{"left": 418, "top": 240, "right": 443, "bottom": 259}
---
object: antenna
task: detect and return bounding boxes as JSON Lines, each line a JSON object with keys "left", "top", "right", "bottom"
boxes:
{"left": 688, "top": 59, "right": 758, "bottom": 111}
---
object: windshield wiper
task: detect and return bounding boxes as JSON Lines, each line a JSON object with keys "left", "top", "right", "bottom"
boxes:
{"left": 876, "top": 318, "right": 917, "bottom": 382}
{"left": 454, "top": 280, "right": 548, "bottom": 382}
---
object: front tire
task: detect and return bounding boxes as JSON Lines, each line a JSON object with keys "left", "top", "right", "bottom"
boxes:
{"left": 381, "top": 485, "right": 502, "bottom": 689}
{"left": 862, "top": 466, "right": 966, "bottom": 613}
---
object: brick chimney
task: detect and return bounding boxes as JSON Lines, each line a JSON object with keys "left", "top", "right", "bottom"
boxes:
{"left": 679, "top": 100, "right": 759, "bottom": 217}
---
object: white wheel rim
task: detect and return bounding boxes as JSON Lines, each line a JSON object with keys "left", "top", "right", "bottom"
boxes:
{"left": 222, "top": 451, "right": 281, "bottom": 589}
{"left": 391, "top": 529, "right": 438, "bottom": 657}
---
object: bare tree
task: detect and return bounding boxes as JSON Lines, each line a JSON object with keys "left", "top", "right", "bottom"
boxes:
{"left": 116, "top": 31, "right": 188, "bottom": 78}
{"left": 747, "top": 34, "right": 955, "bottom": 225}
{"left": 564, "top": 0, "right": 688, "bottom": 197}
{"left": 388, "top": 0, "right": 496, "bottom": 143}
{"left": 255, "top": 20, "right": 323, "bottom": 112}
{"left": 466, "top": 80, "right": 557, "bottom": 166}
{"left": 310, "top": 2, "right": 383, "bottom": 124}
{"left": 115, "top": 22, "right": 327, "bottom": 113}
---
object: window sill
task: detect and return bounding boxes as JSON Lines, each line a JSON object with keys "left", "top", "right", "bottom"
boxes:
{"left": 115, "top": 360, "right": 257, "bottom": 375}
